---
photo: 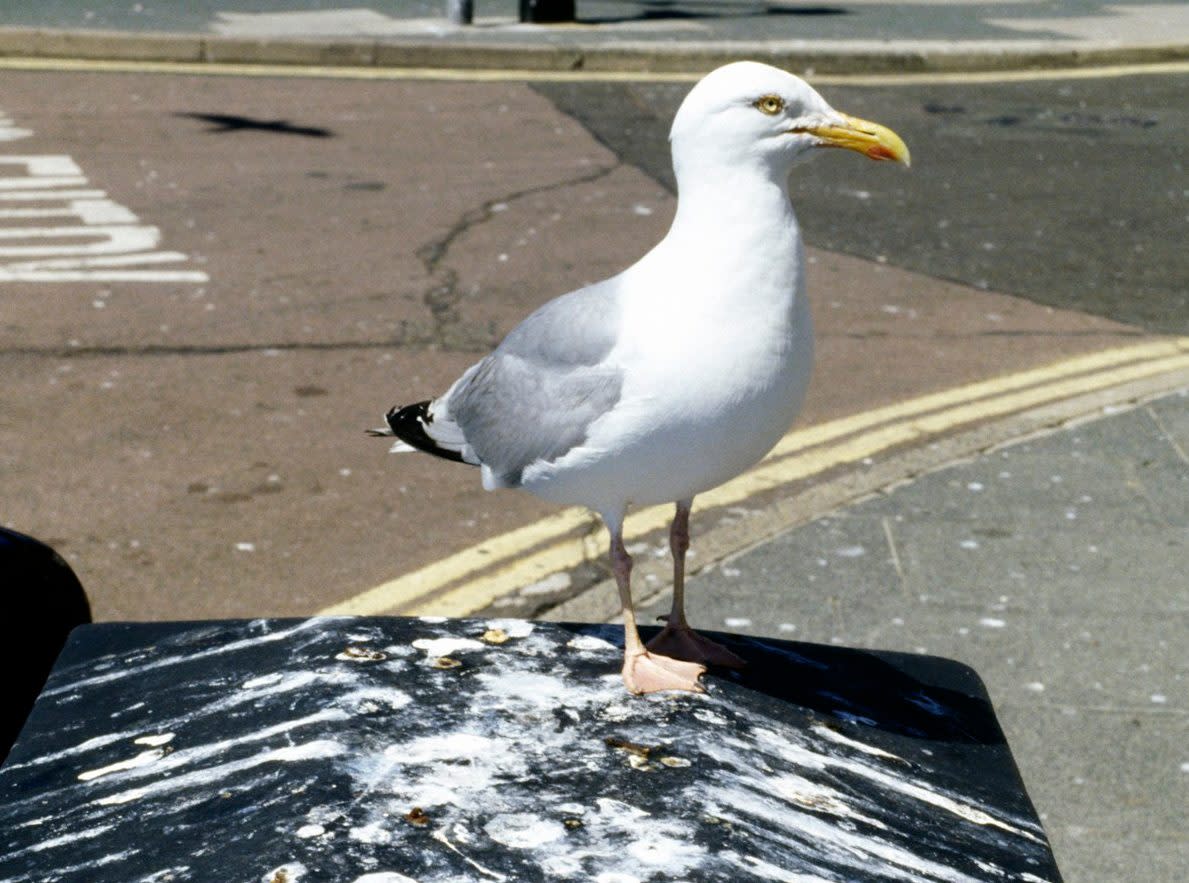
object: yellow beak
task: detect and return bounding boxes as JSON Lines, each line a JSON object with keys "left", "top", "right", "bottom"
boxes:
{"left": 800, "top": 113, "right": 911, "bottom": 167}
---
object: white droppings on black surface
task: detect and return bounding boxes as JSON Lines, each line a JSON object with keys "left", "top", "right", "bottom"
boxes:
{"left": 1, "top": 617, "right": 1060, "bottom": 882}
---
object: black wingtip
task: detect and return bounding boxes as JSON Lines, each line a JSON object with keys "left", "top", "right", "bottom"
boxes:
{"left": 385, "top": 401, "right": 467, "bottom": 464}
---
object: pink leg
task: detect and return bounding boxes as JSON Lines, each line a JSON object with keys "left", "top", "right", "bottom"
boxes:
{"left": 646, "top": 500, "right": 746, "bottom": 669}
{"left": 610, "top": 523, "right": 705, "bottom": 695}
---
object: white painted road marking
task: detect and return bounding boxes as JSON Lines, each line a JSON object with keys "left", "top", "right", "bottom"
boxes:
{"left": 0, "top": 119, "right": 208, "bottom": 283}
{"left": 0, "top": 111, "right": 34, "bottom": 142}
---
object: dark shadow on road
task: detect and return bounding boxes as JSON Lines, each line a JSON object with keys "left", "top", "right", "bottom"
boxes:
{"left": 579, "top": 0, "right": 849, "bottom": 22}
{"left": 174, "top": 112, "right": 334, "bottom": 138}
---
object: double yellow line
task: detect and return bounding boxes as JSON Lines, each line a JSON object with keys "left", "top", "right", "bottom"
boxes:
{"left": 320, "top": 337, "right": 1189, "bottom": 618}
{"left": 2, "top": 57, "right": 1188, "bottom": 85}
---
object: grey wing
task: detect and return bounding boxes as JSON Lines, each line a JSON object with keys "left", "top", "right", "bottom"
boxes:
{"left": 443, "top": 279, "right": 624, "bottom": 487}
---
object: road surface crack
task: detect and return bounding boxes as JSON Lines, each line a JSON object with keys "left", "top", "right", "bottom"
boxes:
{"left": 411, "top": 161, "right": 620, "bottom": 350}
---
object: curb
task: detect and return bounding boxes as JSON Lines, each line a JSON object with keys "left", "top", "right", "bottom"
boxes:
{"left": 0, "top": 26, "right": 1187, "bottom": 75}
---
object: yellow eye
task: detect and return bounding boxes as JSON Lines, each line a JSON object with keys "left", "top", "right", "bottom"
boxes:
{"left": 755, "top": 95, "right": 784, "bottom": 116}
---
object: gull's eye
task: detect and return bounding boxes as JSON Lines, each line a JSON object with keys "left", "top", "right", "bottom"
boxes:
{"left": 754, "top": 95, "right": 784, "bottom": 116}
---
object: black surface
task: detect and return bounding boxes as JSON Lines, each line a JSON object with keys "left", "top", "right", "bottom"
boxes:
{"left": 534, "top": 74, "right": 1189, "bottom": 334}
{"left": 0, "top": 527, "right": 91, "bottom": 763}
{"left": 521, "top": 0, "right": 576, "bottom": 23}
{"left": 0, "top": 617, "right": 1062, "bottom": 882}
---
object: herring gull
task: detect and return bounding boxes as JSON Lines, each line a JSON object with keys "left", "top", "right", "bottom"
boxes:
{"left": 372, "top": 61, "right": 910, "bottom": 694}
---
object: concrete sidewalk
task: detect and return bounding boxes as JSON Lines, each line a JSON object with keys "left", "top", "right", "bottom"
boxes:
{"left": 1, "top": 0, "right": 1188, "bottom": 72}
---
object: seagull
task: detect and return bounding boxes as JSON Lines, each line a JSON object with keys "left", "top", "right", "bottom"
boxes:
{"left": 372, "top": 61, "right": 909, "bottom": 695}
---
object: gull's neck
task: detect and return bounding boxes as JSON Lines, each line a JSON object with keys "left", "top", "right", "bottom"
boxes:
{"left": 649, "top": 159, "right": 803, "bottom": 302}
{"left": 668, "top": 162, "right": 798, "bottom": 251}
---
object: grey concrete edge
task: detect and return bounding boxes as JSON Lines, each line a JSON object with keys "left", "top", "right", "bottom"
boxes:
{"left": 0, "top": 26, "right": 1187, "bottom": 75}
{"left": 537, "top": 367, "right": 1189, "bottom": 625}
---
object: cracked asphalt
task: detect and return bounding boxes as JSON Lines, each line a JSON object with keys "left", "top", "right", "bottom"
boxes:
{"left": 414, "top": 160, "right": 622, "bottom": 352}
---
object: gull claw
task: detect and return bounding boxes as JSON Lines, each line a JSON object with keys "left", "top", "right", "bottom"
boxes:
{"left": 622, "top": 650, "right": 706, "bottom": 695}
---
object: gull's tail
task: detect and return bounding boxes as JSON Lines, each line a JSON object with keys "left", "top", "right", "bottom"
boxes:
{"left": 368, "top": 401, "right": 468, "bottom": 464}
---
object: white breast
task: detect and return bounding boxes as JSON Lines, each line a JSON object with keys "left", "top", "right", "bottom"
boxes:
{"left": 520, "top": 242, "right": 814, "bottom": 515}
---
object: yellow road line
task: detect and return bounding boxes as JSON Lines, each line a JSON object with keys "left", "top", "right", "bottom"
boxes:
{"left": 339, "top": 339, "right": 1185, "bottom": 617}
{"left": 319, "top": 338, "right": 1189, "bottom": 617}
{"left": 318, "top": 506, "right": 597, "bottom": 619}
{"left": 763, "top": 338, "right": 1187, "bottom": 461}
{"left": 813, "top": 60, "right": 1189, "bottom": 86}
{"left": 1, "top": 56, "right": 1186, "bottom": 85}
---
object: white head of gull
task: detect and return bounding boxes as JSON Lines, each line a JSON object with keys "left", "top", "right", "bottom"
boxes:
{"left": 373, "top": 61, "right": 910, "bottom": 695}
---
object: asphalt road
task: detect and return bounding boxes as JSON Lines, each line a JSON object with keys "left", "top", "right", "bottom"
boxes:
{"left": 537, "top": 71, "right": 1189, "bottom": 332}
{"left": 0, "top": 64, "right": 1178, "bottom": 623}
